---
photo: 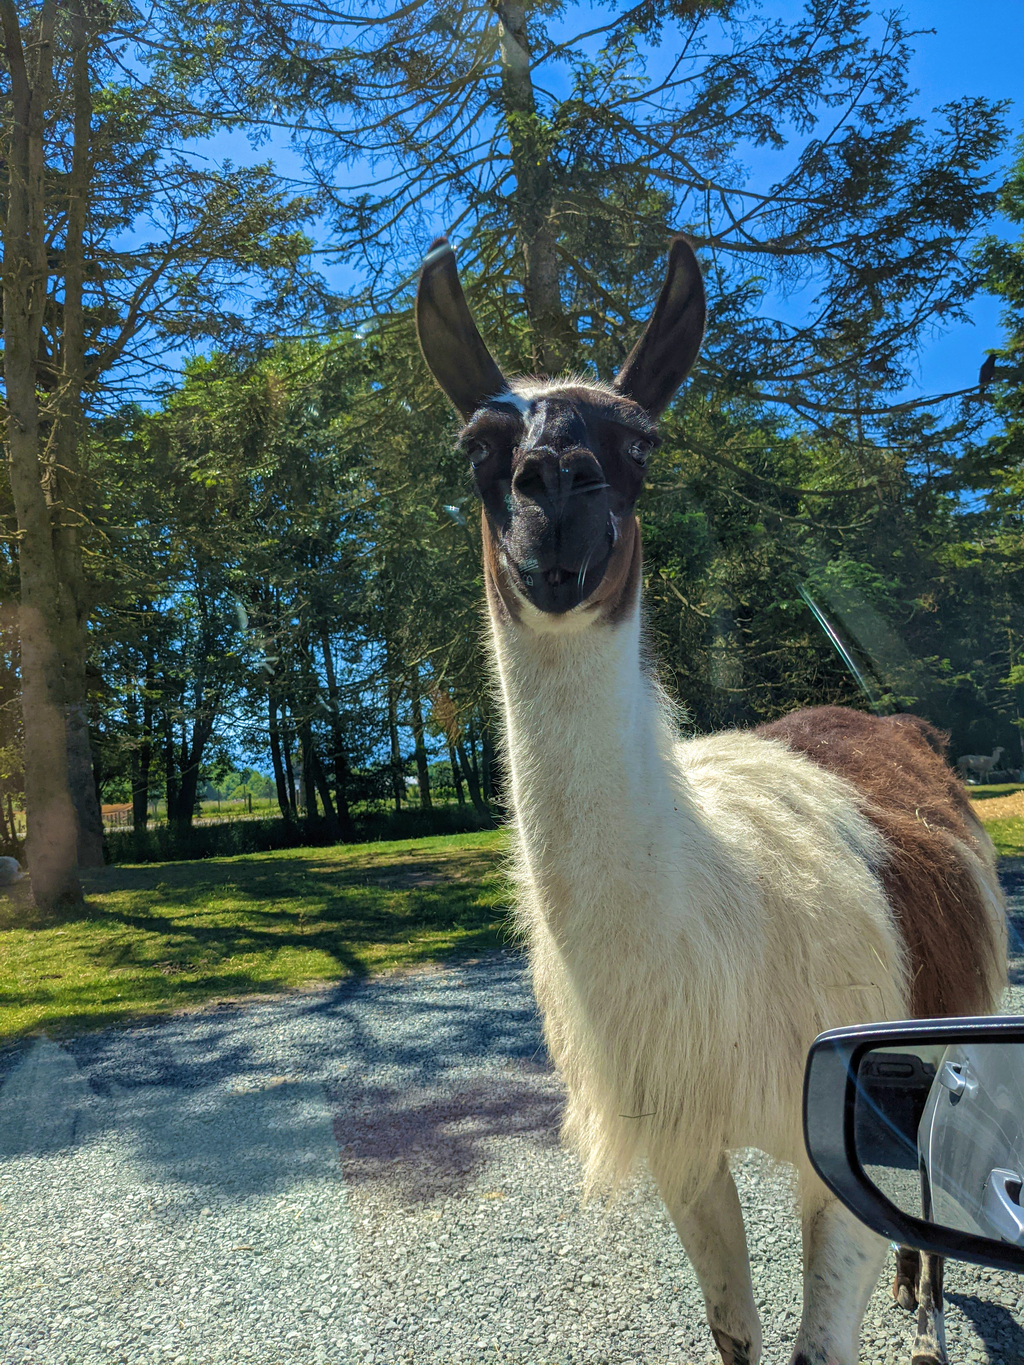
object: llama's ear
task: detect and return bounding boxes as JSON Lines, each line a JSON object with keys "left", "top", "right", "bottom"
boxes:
{"left": 416, "top": 237, "right": 508, "bottom": 420}
{"left": 612, "top": 235, "right": 706, "bottom": 418}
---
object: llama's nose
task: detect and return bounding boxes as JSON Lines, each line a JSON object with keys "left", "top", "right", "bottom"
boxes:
{"left": 512, "top": 448, "right": 606, "bottom": 517}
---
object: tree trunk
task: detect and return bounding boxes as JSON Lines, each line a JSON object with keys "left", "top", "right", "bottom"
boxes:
{"left": 0, "top": 788, "right": 16, "bottom": 849}
{"left": 309, "top": 747, "right": 339, "bottom": 835}
{"left": 299, "top": 720, "right": 318, "bottom": 818}
{"left": 387, "top": 683, "right": 403, "bottom": 812}
{"left": 448, "top": 742, "right": 465, "bottom": 805}
{"left": 456, "top": 741, "right": 488, "bottom": 816}
{"left": 130, "top": 749, "right": 147, "bottom": 832}
{"left": 131, "top": 686, "right": 152, "bottom": 833}
{"left": 176, "top": 708, "right": 217, "bottom": 830}
{"left": 480, "top": 715, "right": 504, "bottom": 807}
{"left": 163, "top": 710, "right": 179, "bottom": 825}
{"left": 319, "top": 632, "right": 354, "bottom": 837}
{"left": 467, "top": 716, "right": 481, "bottom": 789}
{"left": 495, "top": 1, "right": 572, "bottom": 372}
{"left": 481, "top": 721, "right": 494, "bottom": 803}
{"left": 281, "top": 717, "right": 298, "bottom": 816}
{"left": 52, "top": 0, "right": 103, "bottom": 866}
{"left": 409, "top": 676, "right": 432, "bottom": 811}
{"left": 66, "top": 697, "right": 103, "bottom": 862}
{"left": 1, "top": 0, "right": 82, "bottom": 909}
{"left": 268, "top": 693, "right": 291, "bottom": 818}
{"left": 126, "top": 677, "right": 142, "bottom": 824}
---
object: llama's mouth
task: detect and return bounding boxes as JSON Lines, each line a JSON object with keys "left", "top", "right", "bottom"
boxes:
{"left": 514, "top": 555, "right": 611, "bottom": 614}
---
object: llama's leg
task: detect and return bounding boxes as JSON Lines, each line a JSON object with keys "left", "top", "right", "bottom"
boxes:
{"left": 656, "top": 1157, "right": 761, "bottom": 1365}
{"left": 911, "top": 1253, "right": 947, "bottom": 1365}
{"left": 893, "top": 1244, "right": 920, "bottom": 1311}
{"left": 791, "top": 1192, "right": 887, "bottom": 1365}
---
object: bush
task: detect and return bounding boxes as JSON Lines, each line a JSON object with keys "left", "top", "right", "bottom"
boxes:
{"left": 103, "top": 804, "right": 496, "bottom": 864}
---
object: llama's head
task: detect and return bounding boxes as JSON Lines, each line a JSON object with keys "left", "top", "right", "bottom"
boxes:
{"left": 416, "top": 236, "right": 705, "bottom": 627}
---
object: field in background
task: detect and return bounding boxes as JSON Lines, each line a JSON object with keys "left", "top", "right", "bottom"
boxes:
{"left": 99, "top": 790, "right": 472, "bottom": 832}
{"left": 0, "top": 830, "right": 508, "bottom": 1039}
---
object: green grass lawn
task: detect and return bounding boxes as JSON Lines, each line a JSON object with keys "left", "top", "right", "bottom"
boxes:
{"left": 966, "top": 787, "right": 1024, "bottom": 857}
{"left": 0, "top": 829, "right": 510, "bottom": 1040}
{"left": 982, "top": 819, "right": 1024, "bottom": 859}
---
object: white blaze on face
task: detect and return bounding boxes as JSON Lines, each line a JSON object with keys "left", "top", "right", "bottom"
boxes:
{"left": 522, "top": 400, "right": 548, "bottom": 452}
{"left": 490, "top": 390, "right": 531, "bottom": 416}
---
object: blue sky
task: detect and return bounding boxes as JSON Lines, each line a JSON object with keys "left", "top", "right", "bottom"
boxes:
{"left": 200, "top": 2, "right": 1024, "bottom": 401}
{"left": 865, "top": 0, "right": 1024, "bottom": 394}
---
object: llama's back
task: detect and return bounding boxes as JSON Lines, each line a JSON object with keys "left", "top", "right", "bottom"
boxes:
{"left": 759, "top": 706, "right": 1006, "bottom": 1018}
{"left": 675, "top": 721, "right": 911, "bottom": 1038}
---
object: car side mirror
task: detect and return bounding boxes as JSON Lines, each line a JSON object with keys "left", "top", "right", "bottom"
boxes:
{"left": 804, "top": 1018, "right": 1024, "bottom": 1274}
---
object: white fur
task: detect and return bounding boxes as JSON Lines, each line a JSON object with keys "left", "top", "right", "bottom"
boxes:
{"left": 487, "top": 375, "right": 623, "bottom": 416}
{"left": 493, "top": 606, "right": 908, "bottom": 1202}
{"left": 0, "top": 857, "right": 24, "bottom": 886}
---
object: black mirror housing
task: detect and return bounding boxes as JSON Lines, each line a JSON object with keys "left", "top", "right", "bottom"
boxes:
{"left": 804, "top": 1017, "right": 1024, "bottom": 1275}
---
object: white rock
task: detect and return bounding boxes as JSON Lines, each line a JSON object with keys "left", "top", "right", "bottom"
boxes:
{"left": 0, "top": 855, "right": 25, "bottom": 885}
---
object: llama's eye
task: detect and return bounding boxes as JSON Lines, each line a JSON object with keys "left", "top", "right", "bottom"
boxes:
{"left": 629, "top": 439, "right": 652, "bottom": 466}
{"left": 464, "top": 439, "right": 490, "bottom": 468}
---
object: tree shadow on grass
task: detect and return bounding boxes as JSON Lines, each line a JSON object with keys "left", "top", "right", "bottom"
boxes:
{"left": 1, "top": 847, "right": 511, "bottom": 1038}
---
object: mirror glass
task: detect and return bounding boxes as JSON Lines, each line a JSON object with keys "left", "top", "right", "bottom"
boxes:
{"left": 855, "top": 1042, "right": 1024, "bottom": 1244}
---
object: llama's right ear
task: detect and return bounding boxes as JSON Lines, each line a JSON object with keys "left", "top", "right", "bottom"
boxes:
{"left": 415, "top": 238, "right": 508, "bottom": 420}
{"left": 612, "top": 235, "right": 706, "bottom": 418}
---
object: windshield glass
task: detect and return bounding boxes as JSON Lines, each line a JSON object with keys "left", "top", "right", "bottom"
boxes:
{"left": 2, "top": 3, "right": 1024, "bottom": 1364}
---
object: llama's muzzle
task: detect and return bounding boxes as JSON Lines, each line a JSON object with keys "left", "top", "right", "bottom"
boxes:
{"left": 502, "top": 447, "right": 614, "bottom": 613}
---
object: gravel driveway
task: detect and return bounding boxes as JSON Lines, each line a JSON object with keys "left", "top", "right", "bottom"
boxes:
{"left": 2, "top": 872, "right": 1024, "bottom": 1365}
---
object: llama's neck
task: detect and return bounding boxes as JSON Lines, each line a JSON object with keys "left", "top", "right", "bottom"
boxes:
{"left": 491, "top": 607, "right": 700, "bottom": 934}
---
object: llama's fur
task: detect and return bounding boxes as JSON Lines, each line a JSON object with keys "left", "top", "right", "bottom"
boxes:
{"left": 496, "top": 593, "right": 1004, "bottom": 1204}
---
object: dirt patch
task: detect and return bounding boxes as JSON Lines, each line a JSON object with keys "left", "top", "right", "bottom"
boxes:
{"left": 972, "top": 790, "right": 1024, "bottom": 822}
{"left": 372, "top": 870, "right": 448, "bottom": 889}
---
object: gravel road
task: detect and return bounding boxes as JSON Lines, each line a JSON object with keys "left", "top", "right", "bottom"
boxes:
{"left": 2, "top": 871, "right": 1024, "bottom": 1365}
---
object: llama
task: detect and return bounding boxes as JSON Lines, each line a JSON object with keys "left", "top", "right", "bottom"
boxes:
{"left": 415, "top": 235, "right": 1007, "bottom": 1365}
{"left": 956, "top": 746, "right": 1004, "bottom": 782}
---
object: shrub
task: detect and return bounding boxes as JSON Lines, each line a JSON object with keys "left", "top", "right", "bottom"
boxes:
{"left": 103, "top": 804, "right": 496, "bottom": 864}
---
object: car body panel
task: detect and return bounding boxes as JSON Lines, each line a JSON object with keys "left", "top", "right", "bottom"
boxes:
{"left": 918, "top": 1042, "right": 1024, "bottom": 1242}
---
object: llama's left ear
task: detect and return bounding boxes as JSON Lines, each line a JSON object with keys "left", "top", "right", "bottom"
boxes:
{"left": 612, "top": 235, "right": 706, "bottom": 418}
{"left": 416, "top": 237, "right": 508, "bottom": 420}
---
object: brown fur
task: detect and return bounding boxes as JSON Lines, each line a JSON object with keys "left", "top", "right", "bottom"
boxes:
{"left": 759, "top": 707, "right": 1005, "bottom": 1018}
{"left": 481, "top": 513, "right": 522, "bottom": 625}
{"left": 586, "top": 514, "right": 642, "bottom": 624}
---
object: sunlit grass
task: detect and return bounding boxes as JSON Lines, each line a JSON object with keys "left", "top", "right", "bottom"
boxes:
{"left": 969, "top": 788, "right": 1024, "bottom": 858}
{"left": 979, "top": 818, "right": 1024, "bottom": 860}
{"left": 0, "top": 829, "right": 510, "bottom": 1040}
{"left": 5, "top": 798, "right": 1022, "bottom": 1042}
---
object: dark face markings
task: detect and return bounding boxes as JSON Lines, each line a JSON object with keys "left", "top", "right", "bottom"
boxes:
{"left": 459, "top": 386, "right": 657, "bottom": 616}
